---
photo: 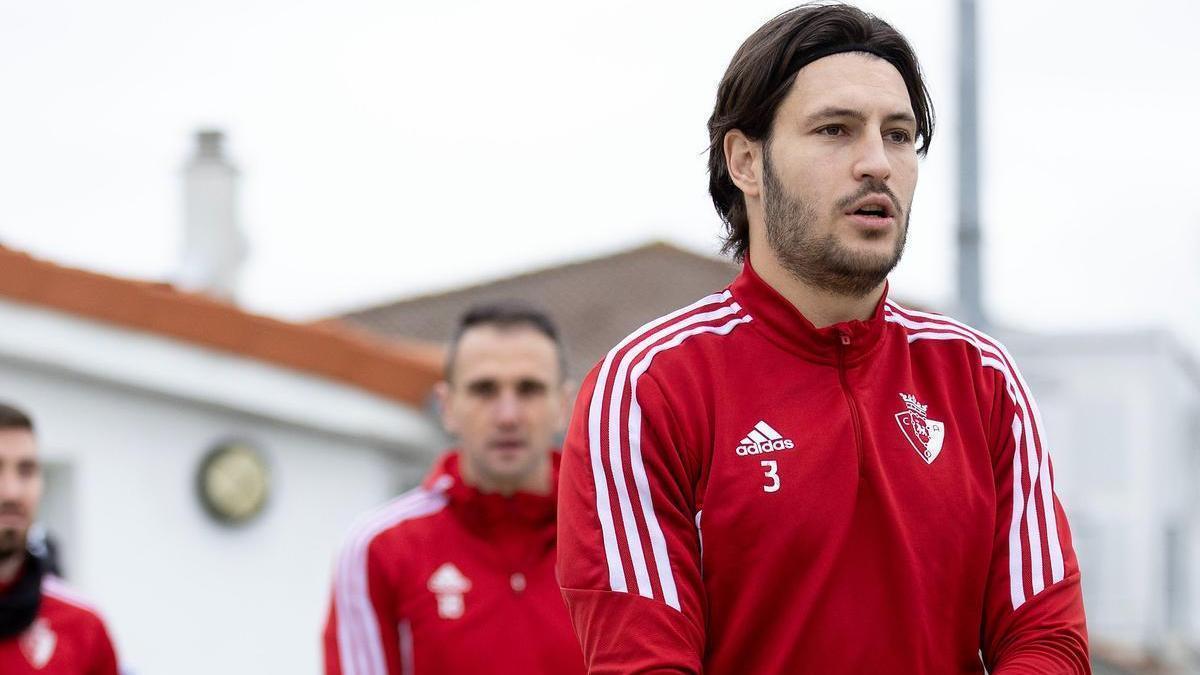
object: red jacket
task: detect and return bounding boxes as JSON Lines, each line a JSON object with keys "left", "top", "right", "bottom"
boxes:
{"left": 324, "top": 451, "right": 585, "bottom": 675}
{"left": 556, "top": 260, "right": 1089, "bottom": 674}
{"left": 0, "top": 576, "right": 119, "bottom": 675}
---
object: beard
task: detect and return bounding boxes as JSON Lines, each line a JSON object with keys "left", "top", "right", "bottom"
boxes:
{"left": 0, "top": 527, "right": 22, "bottom": 563}
{"left": 761, "top": 142, "right": 909, "bottom": 298}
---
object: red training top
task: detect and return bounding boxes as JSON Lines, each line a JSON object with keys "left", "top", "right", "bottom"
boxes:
{"left": 324, "top": 451, "right": 585, "bottom": 675}
{"left": 0, "top": 576, "right": 119, "bottom": 675}
{"left": 556, "top": 259, "right": 1090, "bottom": 674}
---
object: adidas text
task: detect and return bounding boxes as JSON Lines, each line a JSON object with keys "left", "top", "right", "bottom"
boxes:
{"left": 736, "top": 439, "right": 795, "bottom": 456}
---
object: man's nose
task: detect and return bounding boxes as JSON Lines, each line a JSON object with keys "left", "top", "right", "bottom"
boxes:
{"left": 852, "top": 132, "right": 892, "bottom": 182}
{"left": 493, "top": 391, "right": 521, "bottom": 425}
{"left": 0, "top": 470, "right": 20, "bottom": 501}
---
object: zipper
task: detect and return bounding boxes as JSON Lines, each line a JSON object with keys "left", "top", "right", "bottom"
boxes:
{"left": 836, "top": 329, "right": 865, "bottom": 475}
{"left": 491, "top": 498, "right": 549, "bottom": 595}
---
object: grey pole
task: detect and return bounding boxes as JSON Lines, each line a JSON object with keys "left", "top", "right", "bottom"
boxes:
{"left": 957, "top": 0, "right": 986, "bottom": 328}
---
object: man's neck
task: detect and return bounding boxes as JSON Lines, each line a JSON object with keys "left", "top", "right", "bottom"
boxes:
{"left": 749, "top": 243, "right": 884, "bottom": 328}
{"left": 461, "top": 454, "right": 553, "bottom": 497}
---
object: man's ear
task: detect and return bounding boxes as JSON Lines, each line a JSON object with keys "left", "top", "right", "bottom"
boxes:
{"left": 434, "top": 381, "right": 458, "bottom": 435}
{"left": 724, "top": 129, "right": 763, "bottom": 199}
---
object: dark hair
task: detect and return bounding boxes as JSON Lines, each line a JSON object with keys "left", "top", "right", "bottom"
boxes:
{"left": 707, "top": 3, "right": 936, "bottom": 260}
{"left": 445, "top": 301, "right": 567, "bottom": 382}
{"left": 0, "top": 403, "right": 34, "bottom": 432}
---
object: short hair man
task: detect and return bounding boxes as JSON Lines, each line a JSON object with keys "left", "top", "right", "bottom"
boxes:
{"left": 324, "top": 302, "right": 585, "bottom": 675}
{"left": 0, "top": 404, "right": 120, "bottom": 675}
{"left": 556, "top": 5, "right": 1089, "bottom": 673}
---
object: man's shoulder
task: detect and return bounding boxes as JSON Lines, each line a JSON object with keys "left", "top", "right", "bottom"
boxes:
{"left": 586, "top": 288, "right": 751, "bottom": 383}
{"left": 342, "top": 479, "right": 454, "bottom": 555}
{"left": 882, "top": 298, "right": 1037, "bottom": 405}
{"left": 38, "top": 576, "right": 111, "bottom": 633}
{"left": 883, "top": 299, "right": 1017, "bottom": 361}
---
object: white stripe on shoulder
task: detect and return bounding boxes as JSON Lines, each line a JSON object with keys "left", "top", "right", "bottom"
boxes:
{"left": 605, "top": 300, "right": 744, "bottom": 599}
{"left": 41, "top": 576, "right": 102, "bottom": 614}
{"left": 626, "top": 314, "right": 752, "bottom": 610}
{"left": 335, "top": 478, "right": 451, "bottom": 675}
{"left": 586, "top": 290, "right": 734, "bottom": 596}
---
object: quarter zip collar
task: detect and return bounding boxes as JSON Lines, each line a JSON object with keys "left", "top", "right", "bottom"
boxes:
{"left": 423, "top": 451, "right": 559, "bottom": 538}
{"left": 730, "top": 255, "right": 888, "bottom": 366}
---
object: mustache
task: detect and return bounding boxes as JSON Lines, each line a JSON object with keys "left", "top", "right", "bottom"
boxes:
{"left": 0, "top": 502, "right": 27, "bottom": 517}
{"left": 834, "top": 179, "right": 904, "bottom": 218}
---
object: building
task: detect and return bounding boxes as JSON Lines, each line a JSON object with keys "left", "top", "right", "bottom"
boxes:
{"left": 0, "top": 245, "right": 446, "bottom": 675}
{"left": 339, "top": 241, "right": 740, "bottom": 381}
{"left": 1005, "top": 329, "right": 1200, "bottom": 672}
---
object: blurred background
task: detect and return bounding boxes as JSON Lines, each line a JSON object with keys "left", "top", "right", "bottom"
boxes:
{"left": 0, "top": 0, "right": 1197, "bottom": 673}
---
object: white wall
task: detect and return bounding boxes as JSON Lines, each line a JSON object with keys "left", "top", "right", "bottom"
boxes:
{"left": 0, "top": 300, "right": 443, "bottom": 675}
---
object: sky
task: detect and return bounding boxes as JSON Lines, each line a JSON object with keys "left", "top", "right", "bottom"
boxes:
{"left": 1, "top": 0, "right": 1198, "bottom": 347}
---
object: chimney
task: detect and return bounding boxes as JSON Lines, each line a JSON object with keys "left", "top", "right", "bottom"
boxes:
{"left": 176, "top": 129, "right": 247, "bottom": 301}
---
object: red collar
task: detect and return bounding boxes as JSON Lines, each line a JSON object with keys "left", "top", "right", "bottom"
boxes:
{"left": 423, "top": 451, "right": 560, "bottom": 534}
{"left": 730, "top": 256, "right": 888, "bottom": 366}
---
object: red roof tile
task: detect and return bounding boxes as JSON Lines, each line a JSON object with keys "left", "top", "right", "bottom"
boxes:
{"left": 0, "top": 245, "right": 443, "bottom": 406}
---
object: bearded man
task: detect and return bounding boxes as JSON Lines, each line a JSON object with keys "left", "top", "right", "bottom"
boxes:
{"left": 555, "top": 4, "right": 1090, "bottom": 673}
{"left": 0, "top": 403, "right": 120, "bottom": 674}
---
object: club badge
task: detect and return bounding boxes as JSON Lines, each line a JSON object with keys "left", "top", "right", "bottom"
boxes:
{"left": 895, "top": 393, "right": 945, "bottom": 464}
{"left": 20, "top": 618, "right": 57, "bottom": 669}
{"left": 427, "top": 562, "right": 472, "bottom": 619}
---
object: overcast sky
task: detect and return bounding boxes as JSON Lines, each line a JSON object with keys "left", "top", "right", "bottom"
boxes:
{"left": 2, "top": 0, "right": 1198, "bottom": 346}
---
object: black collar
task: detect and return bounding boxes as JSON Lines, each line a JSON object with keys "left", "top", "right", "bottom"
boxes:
{"left": 0, "top": 551, "right": 45, "bottom": 638}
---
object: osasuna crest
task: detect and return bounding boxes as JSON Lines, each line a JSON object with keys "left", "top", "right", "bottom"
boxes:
{"left": 894, "top": 393, "right": 945, "bottom": 464}
{"left": 20, "top": 618, "right": 57, "bottom": 668}
{"left": 427, "top": 562, "right": 472, "bottom": 620}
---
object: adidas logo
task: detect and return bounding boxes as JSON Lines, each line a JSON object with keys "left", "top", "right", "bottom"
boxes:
{"left": 735, "top": 420, "right": 795, "bottom": 456}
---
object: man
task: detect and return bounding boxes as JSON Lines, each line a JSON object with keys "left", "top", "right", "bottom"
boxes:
{"left": 556, "top": 4, "right": 1089, "bottom": 674}
{"left": 324, "top": 302, "right": 585, "bottom": 675}
{"left": 0, "top": 404, "right": 120, "bottom": 675}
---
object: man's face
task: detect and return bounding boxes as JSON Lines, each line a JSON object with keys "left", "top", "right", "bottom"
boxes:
{"left": 760, "top": 53, "right": 918, "bottom": 297}
{"left": 0, "top": 429, "right": 41, "bottom": 562}
{"left": 440, "top": 325, "right": 567, "bottom": 493}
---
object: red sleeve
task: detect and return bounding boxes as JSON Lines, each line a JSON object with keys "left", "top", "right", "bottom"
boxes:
{"left": 88, "top": 616, "right": 119, "bottom": 675}
{"left": 323, "top": 533, "right": 402, "bottom": 675}
{"left": 557, "top": 365, "right": 706, "bottom": 674}
{"left": 981, "top": 363, "right": 1090, "bottom": 674}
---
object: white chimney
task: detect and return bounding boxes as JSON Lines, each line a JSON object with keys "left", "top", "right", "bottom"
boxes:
{"left": 176, "top": 129, "right": 247, "bottom": 301}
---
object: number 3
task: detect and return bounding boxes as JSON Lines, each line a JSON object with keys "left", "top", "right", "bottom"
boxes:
{"left": 761, "top": 460, "right": 780, "bottom": 493}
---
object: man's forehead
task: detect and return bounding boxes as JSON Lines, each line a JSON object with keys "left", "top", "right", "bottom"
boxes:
{"left": 0, "top": 429, "right": 38, "bottom": 459}
{"left": 453, "top": 325, "right": 560, "bottom": 380}
{"left": 785, "top": 52, "right": 914, "bottom": 119}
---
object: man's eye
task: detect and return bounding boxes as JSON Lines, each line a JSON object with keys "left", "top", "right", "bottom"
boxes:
{"left": 517, "top": 381, "right": 548, "bottom": 397}
{"left": 887, "top": 130, "right": 913, "bottom": 144}
{"left": 817, "top": 125, "right": 846, "bottom": 137}
{"left": 467, "top": 382, "right": 498, "bottom": 397}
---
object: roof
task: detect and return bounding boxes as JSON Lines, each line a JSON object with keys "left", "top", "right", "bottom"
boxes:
{"left": 336, "top": 241, "right": 741, "bottom": 379}
{"left": 0, "top": 245, "right": 443, "bottom": 406}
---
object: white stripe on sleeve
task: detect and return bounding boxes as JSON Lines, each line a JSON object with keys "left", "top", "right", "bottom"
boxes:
{"left": 885, "top": 301, "right": 1066, "bottom": 610}
{"left": 334, "top": 486, "right": 449, "bottom": 675}
{"left": 626, "top": 315, "right": 753, "bottom": 610}
{"left": 586, "top": 291, "right": 732, "bottom": 595}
